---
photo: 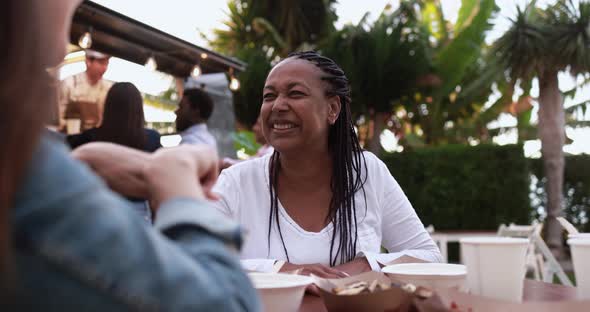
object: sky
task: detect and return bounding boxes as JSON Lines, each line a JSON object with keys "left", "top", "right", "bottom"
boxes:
{"left": 68, "top": 0, "right": 588, "bottom": 154}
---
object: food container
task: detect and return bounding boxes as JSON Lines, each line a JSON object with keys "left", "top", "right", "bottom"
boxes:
{"left": 382, "top": 263, "right": 467, "bottom": 291}
{"left": 248, "top": 272, "right": 313, "bottom": 312}
{"left": 313, "top": 271, "right": 413, "bottom": 312}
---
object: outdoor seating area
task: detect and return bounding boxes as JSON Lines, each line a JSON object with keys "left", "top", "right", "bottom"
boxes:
{"left": 2, "top": 0, "right": 590, "bottom": 311}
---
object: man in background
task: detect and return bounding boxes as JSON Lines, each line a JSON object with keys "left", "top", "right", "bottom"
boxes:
{"left": 59, "top": 50, "right": 113, "bottom": 134}
{"left": 175, "top": 88, "right": 218, "bottom": 151}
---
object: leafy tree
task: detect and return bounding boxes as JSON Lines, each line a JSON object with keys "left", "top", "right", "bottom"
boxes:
{"left": 492, "top": 0, "right": 590, "bottom": 253}
{"left": 207, "top": 0, "right": 338, "bottom": 127}
{"left": 321, "top": 0, "right": 498, "bottom": 153}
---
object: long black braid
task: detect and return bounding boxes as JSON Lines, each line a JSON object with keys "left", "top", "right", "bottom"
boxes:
{"left": 267, "top": 51, "right": 368, "bottom": 266}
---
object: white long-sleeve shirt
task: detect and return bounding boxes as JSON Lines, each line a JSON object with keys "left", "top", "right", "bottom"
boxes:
{"left": 211, "top": 151, "right": 442, "bottom": 272}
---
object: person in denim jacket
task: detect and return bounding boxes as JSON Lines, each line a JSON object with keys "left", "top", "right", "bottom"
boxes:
{"left": 1, "top": 1, "right": 260, "bottom": 310}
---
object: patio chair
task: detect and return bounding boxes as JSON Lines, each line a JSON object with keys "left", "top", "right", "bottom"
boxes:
{"left": 497, "top": 222, "right": 573, "bottom": 286}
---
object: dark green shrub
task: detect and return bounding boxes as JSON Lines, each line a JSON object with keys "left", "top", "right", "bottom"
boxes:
{"left": 530, "top": 155, "right": 590, "bottom": 232}
{"left": 381, "top": 144, "right": 530, "bottom": 230}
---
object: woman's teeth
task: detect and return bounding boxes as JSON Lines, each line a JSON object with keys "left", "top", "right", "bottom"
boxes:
{"left": 273, "top": 123, "right": 295, "bottom": 129}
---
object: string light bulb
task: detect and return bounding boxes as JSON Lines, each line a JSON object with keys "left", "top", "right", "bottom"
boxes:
{"left": 229, "top": 76, "right": 240, "bottom": 91}
{"left": 228, "top": 67, "right": 240, "bottom": 91}
{"left": 191, "top": 64, "right": 202, "bottom": 78}
{"left": 145, "top": 55, "right": 157, "bottom": 71}
{"left": 200, "top": 53, "right": 208, "bottom": 59}
{"left": 78, "top": 30, "right": 93, "bottom": 49}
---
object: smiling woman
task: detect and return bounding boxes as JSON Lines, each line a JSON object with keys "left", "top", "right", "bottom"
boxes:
{"left": 212, "top": 51, "right": 442, "bottom": 277}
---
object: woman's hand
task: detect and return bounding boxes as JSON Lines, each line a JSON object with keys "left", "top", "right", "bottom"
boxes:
{"left": 73, "top": 143, "right": 220, "bottom": 213}
{"left": 279, "top": 262, "right": 349, "bottom": 297}
{"left": 143, "top": 145, "right": 219, "bottom": 210}
{"left": 333, "top": 257, "right": 372, "bottom": 276}
{"left": 71, "top": 142, "right": 151, "bottom": 198}
{"left": 279, "top": 262, "right": 348, "bottom": 278}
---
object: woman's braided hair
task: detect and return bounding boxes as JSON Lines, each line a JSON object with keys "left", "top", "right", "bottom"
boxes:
{"left": 268, "top": 51, "right": 367, "bottom": 266}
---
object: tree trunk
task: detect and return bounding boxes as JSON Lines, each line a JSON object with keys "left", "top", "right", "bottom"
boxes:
{"left": 366, "top": 112, "right": 388, "bottom": 155}
{"left": 537, "top": 70, "right": 566, "bottom": 257}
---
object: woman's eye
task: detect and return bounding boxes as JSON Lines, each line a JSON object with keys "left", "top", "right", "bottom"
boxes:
{"left": 263, "top": 93, "right": 276, "bottom": 100}
{"left": 289, "top": 91, "right": 305, "bottom": 97}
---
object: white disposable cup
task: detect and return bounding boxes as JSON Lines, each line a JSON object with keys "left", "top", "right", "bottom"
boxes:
{"left": 460, "top": 237, "right": 529, "bottom": 302}
{"left": 568, "top": 238, "right": 590, "bottom": 299}
{"left": 66, "top": 119, "right": 81, "bottom": 134}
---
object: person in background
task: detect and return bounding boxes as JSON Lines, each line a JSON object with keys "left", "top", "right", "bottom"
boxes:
{"left": 59, "top": 49, "right": 113, "bottom": 133}
{"left": 67, "top": 82, "right": 161, "bottom": 152}
{"left": 252, "top": 114, "right": 274, "bottom": 157}
{"left": 175, "top": 88, "right": 218, "bottom": 150}
{"left": 212, "top": 51, "right": 441, "bottom": 277}
{"left": 0, "top": 0, "right": 260, "bottom": 310}
{"left": 220, "top": 114, "right": 274, "bottom": 170}
{"left": 68, "top": 82, "right": 162, "bottom": 223}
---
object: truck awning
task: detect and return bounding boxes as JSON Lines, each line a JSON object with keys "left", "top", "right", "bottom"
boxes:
{"left": 70, "top": 0, "right": 246, "bottom": 77}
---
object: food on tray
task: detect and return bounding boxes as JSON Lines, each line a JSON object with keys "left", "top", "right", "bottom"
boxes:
{"left": 332, "top": 280, "right": 391, "bottom": 295}
{"left": 332, "top": 279, "right": 436, "bottom": 299}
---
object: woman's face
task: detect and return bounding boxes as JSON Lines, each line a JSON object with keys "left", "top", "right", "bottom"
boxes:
{"left": 260, "top": 58, "right": 341, "bottom": 154}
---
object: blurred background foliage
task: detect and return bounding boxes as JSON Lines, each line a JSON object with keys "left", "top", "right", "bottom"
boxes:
{"left": 206, "top": 0, "right": 590, "bottom": 252}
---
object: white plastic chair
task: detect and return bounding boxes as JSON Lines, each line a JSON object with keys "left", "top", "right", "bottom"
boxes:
{"left": 497, "top": 222, "right": 572, "bottom": 286}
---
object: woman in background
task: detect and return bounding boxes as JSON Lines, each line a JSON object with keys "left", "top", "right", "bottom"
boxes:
{"left": 68, "top": 82, "right": 161, "bottom": 223}
{"left": 68, "top": 82, "right": 161, "bottom": 152}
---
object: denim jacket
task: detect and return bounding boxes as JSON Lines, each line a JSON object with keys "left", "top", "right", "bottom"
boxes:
{"left": 11, "top": 136, "right": 261, "bottom": 311}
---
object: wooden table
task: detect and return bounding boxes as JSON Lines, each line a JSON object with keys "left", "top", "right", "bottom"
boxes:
{"left": 298, "top": 279, "right": 577, "bottom": 312}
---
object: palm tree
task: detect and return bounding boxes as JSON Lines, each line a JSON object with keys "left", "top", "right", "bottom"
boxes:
{"left": 493, "top": 0, "right": 590, "bottom": 254}
{"left": 321, "top": 0, "right": 498, "bottom": 153}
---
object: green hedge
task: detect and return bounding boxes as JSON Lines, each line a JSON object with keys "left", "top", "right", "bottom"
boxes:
{"left": 530, "top": 155, "right": 590, "bottom": 232}
{"left": 381, "top": 144, "right": 531, "bottom": 230}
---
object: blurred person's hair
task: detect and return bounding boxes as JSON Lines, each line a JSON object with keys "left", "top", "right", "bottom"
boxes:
{"left": 0, "top": 0, "right": 55, "bottom": 295}
{"left": 94, "top": 82, "right": 147, "bottom": 150}
{"left": 183, "top": 88, "right": 214, "bottom": 121}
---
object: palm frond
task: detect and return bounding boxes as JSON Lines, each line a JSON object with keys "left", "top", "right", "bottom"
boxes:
{"left": 491, "top": 2, "right": 545, "bottom": 80}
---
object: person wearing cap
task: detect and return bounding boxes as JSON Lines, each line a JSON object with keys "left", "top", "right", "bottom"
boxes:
{"left": 59, "top": 49, "right": 113, "bottom": 133}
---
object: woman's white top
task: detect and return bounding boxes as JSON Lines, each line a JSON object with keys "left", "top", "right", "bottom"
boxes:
{"left": 211, "top": 151, "right": 442, "bottom": 272}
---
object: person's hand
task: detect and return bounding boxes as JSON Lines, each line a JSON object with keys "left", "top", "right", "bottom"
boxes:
{"left": 279, "top": 262, "right": 348, "bottom": 278}
{"left": 72, "top": 142, "right": 151, "bottom": 198}
{"left": 143, "top": 144, "right": 219, "bottom": 211}
{"left": 333, "top": 257, "right": 372, "bottom": 276}
{"left": 279, "top": 262, "right": 349, "bottom": 297}
{"left": 385, "top": 255, "right": 429, "bottom": 265}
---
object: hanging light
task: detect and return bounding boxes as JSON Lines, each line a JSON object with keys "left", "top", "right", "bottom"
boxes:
{"left": 191, "top": 64, "right": 202, "bottom": 78}
{"left": 229, "top": 76, "right": 240, "bottom": 91}
{"left": 200, "top": 53, "right": 208, "bottom": 59}
{"left": 78, "top": 28, "right": 93, "bottom": 49}
{"left": 228, "top": 67, "right": 240, "bottom": 91}
{"left": 145, "top": 55, "right": 157, "bottom": 71}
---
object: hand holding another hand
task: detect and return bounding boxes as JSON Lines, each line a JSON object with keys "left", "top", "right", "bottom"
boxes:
{"left": 143, "top": 145, "right": 219, "bottom": 208}
{"left": 73, "top": 143, "right": 220, "bottom": 213}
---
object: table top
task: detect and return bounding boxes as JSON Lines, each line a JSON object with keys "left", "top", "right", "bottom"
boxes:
{"left": 430, "top": 231, "right": 497, "bottom": 241}
{"left": 298, "top": 279, "right": 576, "bottom": 312}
